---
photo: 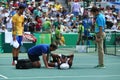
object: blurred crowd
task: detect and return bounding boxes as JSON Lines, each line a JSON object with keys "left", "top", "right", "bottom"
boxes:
{"left": 0, "top": 0, "right": 120, "bottom": 33}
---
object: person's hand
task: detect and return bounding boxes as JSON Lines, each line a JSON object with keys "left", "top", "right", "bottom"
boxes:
{"left": 95, "top": 37, "right": 100, "bottom": 42}
{"left": 13, "top": 35, "right": 16, "bottom": 41}
{"left": 46, "top": 66, "right": 54, "bottom": 69}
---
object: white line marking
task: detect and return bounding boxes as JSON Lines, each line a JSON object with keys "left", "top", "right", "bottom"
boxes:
{"left": 8, "top": 75, "right": 120, "bottom": 79}
{"left": 0, "top": 75, "right": 8, "bottom": 79}
{"left": 0, "top": 62, "right": 120, "bottom": 68}
{"left": 0, "top": 66, "right": 13, "bottom": 68}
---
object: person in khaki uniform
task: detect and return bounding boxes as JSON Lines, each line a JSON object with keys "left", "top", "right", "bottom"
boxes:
{"left": 90, "top": 6, "right": 106, "bottom": 68}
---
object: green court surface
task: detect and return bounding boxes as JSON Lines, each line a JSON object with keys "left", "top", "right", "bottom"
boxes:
{"left": 0, "top": 48, "right": 120, "bottom": 80}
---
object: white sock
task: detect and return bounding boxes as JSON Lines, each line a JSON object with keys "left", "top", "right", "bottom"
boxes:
{"left": 55, "top": 62, "right": 58, "bottom": 67}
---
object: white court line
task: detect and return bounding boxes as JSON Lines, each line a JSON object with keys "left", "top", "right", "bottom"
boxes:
{"left": 0, "top": 75, "right": 8, "bottom": 79}
{"left": 0, "top": 66, "right": 13, "bottom": 68}
{"left": 7, "top": 75, "right": 120, "bottom": 79}
{"left": 0, "top": 62, "right": 120, "bottom": 68}
{"left": 73, "top": 62, "right": 120, "bottom": 66}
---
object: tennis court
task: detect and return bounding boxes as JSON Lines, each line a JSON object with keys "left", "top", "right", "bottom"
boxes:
{"left": 0, "top": 47, "right": 120, "bottom": 80}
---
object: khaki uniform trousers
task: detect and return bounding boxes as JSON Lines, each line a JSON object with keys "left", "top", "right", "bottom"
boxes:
{"left": 96, "top": 32, "right": 106, "bottom": 65}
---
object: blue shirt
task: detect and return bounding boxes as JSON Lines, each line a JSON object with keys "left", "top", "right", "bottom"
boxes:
{"left": 10, "top": 10, "right": 16, "bottom": 16}
{"left": 82, "top": 18, "right": 92, "bottom": 36}
{"left": 82, "top": 18, "right": 92, "bottom": 30}
{"left": 28, "top": 44, "right": 50, "bottom": 56}
{"left": 95, "top": 13, "right": 106, "bottom": 33}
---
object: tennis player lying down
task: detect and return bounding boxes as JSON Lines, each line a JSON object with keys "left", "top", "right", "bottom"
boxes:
{"left": 48, "top": 53, "right": 74, "bottom": 69}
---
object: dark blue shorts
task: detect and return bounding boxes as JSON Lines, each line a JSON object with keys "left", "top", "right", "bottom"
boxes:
{"left": 16, "top": 36, "right": 23, "bottom": 46}
{"left": 28, "top": 54, "right": 40, "bottom": 62}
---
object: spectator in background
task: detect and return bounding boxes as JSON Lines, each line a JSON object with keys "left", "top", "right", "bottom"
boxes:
{"left": 76, "top": 21, "right": 84, "bottom": 45}
{"left": 55, "top": 26, "right": 61, "bottom": 46}
{"left": 0, "top": 3, "right": 4, "bottom": 12}
{"left": 33, "top": 7, "right": 42, "bottom": 19}
{"left": 111, "top": 23, "right": 117, "bottom": 30}
{"left": 82, "top": 15, "right": 92, "bottom": 46}
{"left": 12, "top": 0, "right": 19, "bottom": 7}
{"left": 60, "top": 33, "right": 66, "bottom": 46}
{"left": 42, "top": 18, "right": 52, "bottom": 33}
{"left": 111, "top": 5, "right": 118, "bottom": 13}
{"left": 0, "top": 24, "right": 8, "bottom": 32}
{"left": 6, "top": 15, "right": 12, "bottom": 32}
{"left": 117, "top": 19, "right": 120, "bottom": 30}
{"left": 11, "top": 4, "right": 26, "bottom": 65}
{"left": 0, "top": 0, "right": 8, "bottom": 8}
{"left": 31, "top": 0, "right": 36, "bottom": 7}
{"left": 10, "top": 7, "right": 17, "bottom": 16}
{"left": 53, "top": 14, "right": 61, "bottom": 29}
{"left": 55, "top": 2, "right": 62, "bottom": 11}
{"left": 28, "top": 3, "right": 34, "bottom": 13}
{"left": 71, "top": 0, "right": 81, "bottom": 17}
{"left": 35, "top": 16, "right": 42, "bottom": 32}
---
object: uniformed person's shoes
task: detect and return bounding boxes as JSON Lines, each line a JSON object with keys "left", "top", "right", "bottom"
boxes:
{"left": 94, "top": 64, "right": 106, "bottom": 69}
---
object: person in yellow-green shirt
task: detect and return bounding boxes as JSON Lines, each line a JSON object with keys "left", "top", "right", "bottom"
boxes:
{"left": 76, "top": 21, "right": 84, "bottom": 45}
{"left": 12, "top": 4, "right": 26, "bottom": 66}
{"left": 42, "top": 18, "right": 52, "bottom": 33}
{"left": 60, "top": 33, "right": 66, "bottom": 46}
{"left": 55, "top": 2, "right": 62, "bottom": 11}
{"left": 55, "top": 26, "right": 61, "bottom": 46}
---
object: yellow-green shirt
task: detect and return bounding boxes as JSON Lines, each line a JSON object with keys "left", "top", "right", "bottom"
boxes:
{"left": 55, "top": 4, "right": 62, "bottom": 11}
{"left": 12, "top": 14, "right": 24, "bottom": 36}
{"left": 78, "top": 24, "right": 84, "bottom": 33}
{"left": 55, "top": 28, "right": 60, "bottom": 38}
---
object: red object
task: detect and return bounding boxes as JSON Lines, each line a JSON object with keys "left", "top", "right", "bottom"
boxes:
{"left": 13, "top": 3, "right": 19, "bottom": 7}
{"left": 74, "top": 0, "right": 79, "bottom": 2}
{"left": 12, "top": 61, "right": 15, "bottom": 66}
{"left": 28, "top": 6, "right": 34, "bottom": 12}
{"left": 36, "top": 18, "right": 42, "bottom": 29}
{"left": 23, "top": 33, "right": 37, "bottom": 43}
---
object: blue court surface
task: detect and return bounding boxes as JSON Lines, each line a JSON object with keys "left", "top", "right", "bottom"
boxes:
{"left": 0, "top": 48, "right": 120, "bottom": 80}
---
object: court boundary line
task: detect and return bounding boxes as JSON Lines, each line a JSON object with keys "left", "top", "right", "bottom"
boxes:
{"left": 0, "top": 62, "right": 120, "bottom": 68}
{"left": 0, "top": 75, "right": 8, "bottom": 79}
{"left": 7, "top": 75, "right": 120, "bottom": 79}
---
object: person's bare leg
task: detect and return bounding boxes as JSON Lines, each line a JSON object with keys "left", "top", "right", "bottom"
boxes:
{"left": 16, "top": 47, "right": 20, "bottom": 58}
{"left": 12, "top": 48, "right": 17, "bottom": 58}
{"left": 12, "top": 47, "right": 19, "bottom": 65}
{"left": 67, "top": 54, "right": 74, "bottom": 67}
{"left": 12, "top": 46, "right": 20, "bottom": 65}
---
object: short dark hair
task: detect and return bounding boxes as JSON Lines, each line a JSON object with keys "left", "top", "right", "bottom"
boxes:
{"left": 19, "top": 4, "right": 26, "bottom": 9}
{"left": 90, "top": 6, "right": 100, "bottom": 12}
{"left": 50, "top": 43, "right": 58, "bottom": 49}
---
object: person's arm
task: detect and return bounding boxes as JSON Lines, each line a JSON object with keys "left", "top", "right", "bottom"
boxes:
{"left": 12, "top": 19, "right": 16, "bottom": 41}
{"left": 96, "top": 16, "right": 104, "bottom": 42}
{"left": 22, "top": 16, "right": 25, "bottom": 34}
{"left": 42, "top": 53, "right": 53, "bottom": 68}
{"left": 98, "top": 27, "right": 103, "bottom": 36}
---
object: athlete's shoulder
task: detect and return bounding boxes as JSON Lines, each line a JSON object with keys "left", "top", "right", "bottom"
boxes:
{"left": 13, "top": 13, "right": 18, "bottom": 17}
